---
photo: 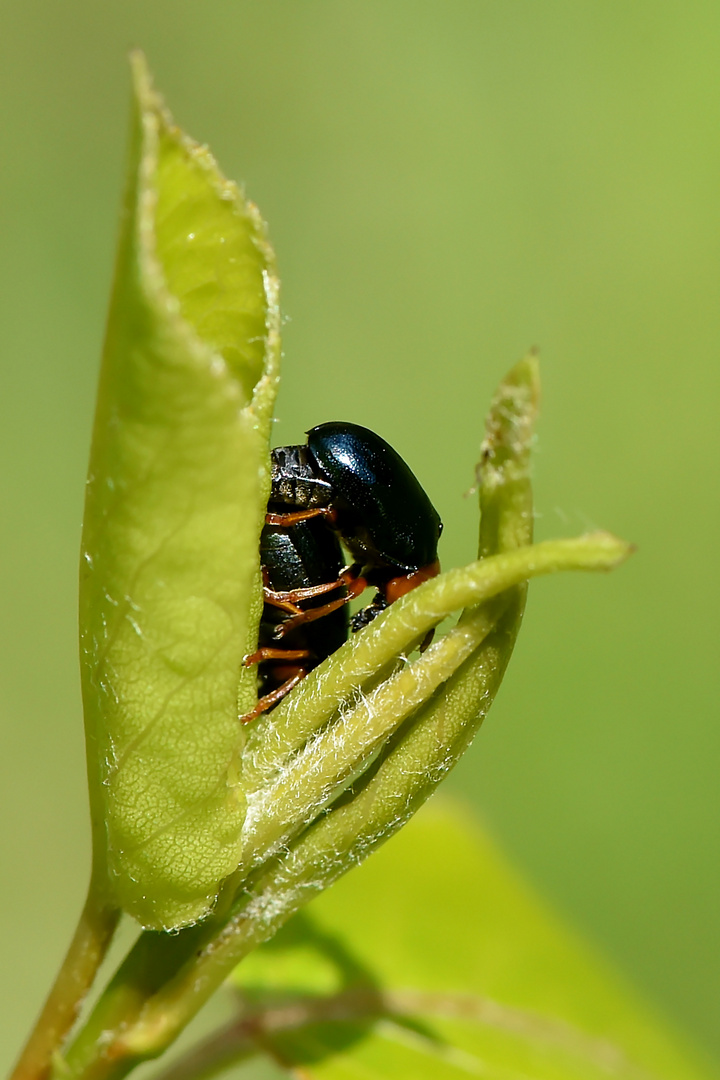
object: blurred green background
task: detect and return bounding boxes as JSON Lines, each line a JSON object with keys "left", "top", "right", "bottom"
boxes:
{"left": 1, "top": 0, "right": 719, "bottom": 1071}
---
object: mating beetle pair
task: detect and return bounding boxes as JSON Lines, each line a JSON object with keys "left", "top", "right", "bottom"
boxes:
{"left": 242, "top": 422, "right": 443, "bottom": 722}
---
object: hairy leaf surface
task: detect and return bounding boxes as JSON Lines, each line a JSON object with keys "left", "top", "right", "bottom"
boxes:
{"left": 79, "top": 54, "right": 280, "bottom": 930}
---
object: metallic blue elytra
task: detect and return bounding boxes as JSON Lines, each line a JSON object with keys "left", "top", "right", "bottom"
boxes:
{"left": 307, "top": 422, "right": 442, "bottom": 572}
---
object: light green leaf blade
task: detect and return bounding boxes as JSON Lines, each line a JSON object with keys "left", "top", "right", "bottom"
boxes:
{"left": 231, "top": 803, "right": 716, "bottom": 1080}
{"left": 79, "top": 53, "right": 280, "bottom": 930}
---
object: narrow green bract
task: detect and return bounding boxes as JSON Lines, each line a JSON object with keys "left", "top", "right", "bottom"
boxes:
{"left": 79, "top": 54, "right": 280, "bottom": 930}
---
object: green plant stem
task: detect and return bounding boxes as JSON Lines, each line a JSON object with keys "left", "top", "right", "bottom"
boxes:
{"left": 11, "top": 876, "right": 120, "bottom": 1080}
{"left": 59, "top": 921, "right": 211, "bottom": 1080}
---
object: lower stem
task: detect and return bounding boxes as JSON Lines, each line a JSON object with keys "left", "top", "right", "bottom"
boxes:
{"left": 10, "top": 875, "right": 121, "bottom": 1080}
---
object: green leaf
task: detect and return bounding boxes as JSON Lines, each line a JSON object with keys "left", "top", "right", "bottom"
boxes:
{"left": 78, "top": 53, "right": 280, "bottom": 931}
{"left": 226, "top": 802, "right": 716, "bottom": 1080}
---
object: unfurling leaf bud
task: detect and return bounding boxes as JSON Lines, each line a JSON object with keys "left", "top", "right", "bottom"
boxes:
{"left": 79, "top": 59, "right": 631, "bottom": 958}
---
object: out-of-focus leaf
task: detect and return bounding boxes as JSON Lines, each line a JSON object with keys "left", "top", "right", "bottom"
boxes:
{"left": 79, "top": 53, "right": 280, "bottom": 931}
{"left": 227, "top": 803, "right": 716, "bottom": 1079}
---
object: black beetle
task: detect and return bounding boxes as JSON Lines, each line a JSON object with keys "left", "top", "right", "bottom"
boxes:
{"left": 241, "top": 515, "right": 349, "bottom": 724}
{"left": 242, "top": 422, "right": 442, "bottom": 721}
{"left": 267, "top": 422, "right": 443, "bottom": 631}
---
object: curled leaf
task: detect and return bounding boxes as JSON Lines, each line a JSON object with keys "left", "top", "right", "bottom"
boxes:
{"left": 79, "top": 53, "right": 280, "bottom": 930}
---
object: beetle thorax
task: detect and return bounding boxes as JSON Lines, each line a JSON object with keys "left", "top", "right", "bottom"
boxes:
{"left": 270, "top": 444, "right": 333, "bottom": 508}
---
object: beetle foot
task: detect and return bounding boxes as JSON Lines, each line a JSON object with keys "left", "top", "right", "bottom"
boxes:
{"left": 350, "top": 593, "right": 388, "bottom": 633}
